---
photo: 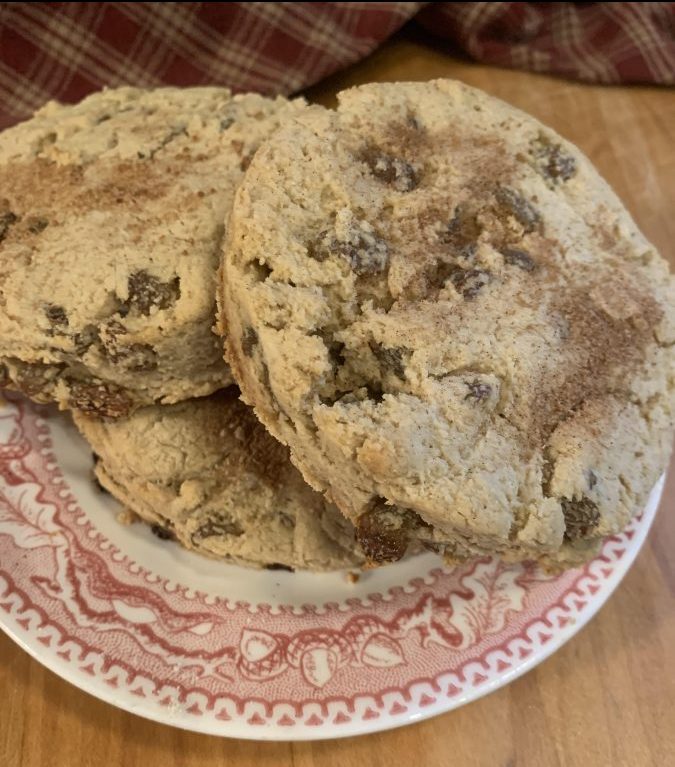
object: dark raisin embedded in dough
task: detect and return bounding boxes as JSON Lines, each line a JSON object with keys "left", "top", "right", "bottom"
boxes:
{"left": 587, "top": 470, "right": 598, "bottom": 491}
{"left": 562, "top": 497, "right": 600, "bottom": 541}
{"left": 356, "top": 501, "right": 425, "bottom": 564}
{"left": 449, "top": 268, "right": 491, "bottom": 300}
{"left": 340, "top": 233, "right": 389, "bottom": 276}
{"left": 422, "top": 541, "right": 443, "bottom": 554}
{"left": 0, "top": 209, "right": 18, "bottom": 241}
{"left": 98, "top": 321, "right": 157, "bottom": 370}
{"left": 369, "top": 341, "right": 407, "bottom": 380}
{"left": 45, "top": 304, "right": 68, "bottom": 328}
{"left": 531, "top": 133, "right": 577, "bottom": 182}
{"left": 426, "top": 260, "right": 459, "bottom": 292}
{"left": 325, "top": 338, "right": 345, "bottom": 371}
{"left": 13, "top": 362, "right": 60, "bottom": 397}
{"left": 194, "top": 516, "right": 244, "bottom": 540}
{"left": 494, "top": 187, "right": 541, "bottom": 233}
{"left": 307, "top": 232, "right": 330, "bottom": 262}
{"left": 67, "top": 380, "right": 134, "bottom": 419}
{"left": 265, "top": 563, "right": 294, "bottom": 572}
{"left": 220, "top": 116, "right": 234, "bottom": 131}
{"left": 73, "top": 324, "right": 99, "bottom": 354}
{"left": 151, "top": 524, "right": 175, "bottom": 541}
{"left": 541, "top": 455, "right": 554, "bottom": 496}
{"left": 465, "top": 379, "right": 492, "bottom": 402}
{"left": 501, "top": 247, "right": 536, "bottom": 272}
{"left": 127, "top": 270, "right": 180, "bottom": 315}
{"left": 27, "top": 216, "right": 48, "bottom": 234}
{"left": 441, "top": 205, "right": 481, "bottom": 256}
{"left": 123, "top": 344, "right": 157, "bottom": 371}
{"left": 361, "top": 146, "right": 419, "bottom": 192}
{"left": 241, "top": 327, "right": 258, "bottom": 357}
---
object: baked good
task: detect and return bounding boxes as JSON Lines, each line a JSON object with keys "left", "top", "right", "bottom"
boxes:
{"left": 0, "top": 86, "right": 303, "bottom": 416}
{"left": 74, "top": 388, "right": 363, "bottom": 571}
{"left": 220, "top": 79, "right": 675, "bottom": 569}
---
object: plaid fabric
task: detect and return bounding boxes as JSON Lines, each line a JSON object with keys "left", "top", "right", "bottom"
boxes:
{"left": 0, "top": 2, "right": 422, "bottom": 129}
{"left": 418, "top": 2, "right": 675, "bottom": 86}
{"left": 0, "top": 2, "right": 673, "bottom": 130}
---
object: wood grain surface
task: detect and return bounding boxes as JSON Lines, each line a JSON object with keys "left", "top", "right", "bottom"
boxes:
{"left": 2, "top": 34, "right": 675, "bottom": 767}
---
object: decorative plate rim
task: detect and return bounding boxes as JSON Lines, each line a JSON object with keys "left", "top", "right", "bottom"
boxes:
{"left": 0, "top": 394, "right": 662, "bottom": 740}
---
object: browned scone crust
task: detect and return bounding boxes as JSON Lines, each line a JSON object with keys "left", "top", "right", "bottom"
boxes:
{"left": 219, "top": 80, "right": 675, "bottom": 569}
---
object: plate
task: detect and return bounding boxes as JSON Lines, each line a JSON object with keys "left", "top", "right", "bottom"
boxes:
{"left": 0, "top": 392, "right": 662, "bottom": 740}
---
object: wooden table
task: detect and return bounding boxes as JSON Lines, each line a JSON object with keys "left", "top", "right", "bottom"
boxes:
{"left": 3, "top": 34, "right": 675, "bottom": 767}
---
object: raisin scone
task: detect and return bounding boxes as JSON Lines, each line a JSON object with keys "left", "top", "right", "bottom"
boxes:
{"left": 74, "top": 388, "right": 363, "bottom": 571}
{"left": 0, "top": 86, "right": 304, "bottom": 417}
{"left": 220, "top": 79, "right": 675, "bottom": 569}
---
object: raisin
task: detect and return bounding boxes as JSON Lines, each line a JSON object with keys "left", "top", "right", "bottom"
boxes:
{"left": 365, "top": 382, "right": 385, "bottom": 403}
{"left": 265, "top": 563, "right": 294, "bottom": 572}
{"left": 339, "top": 233, "right": 388, "bottom": 276}
{"left": 151, "top": 523, "right": 175, "bottom": 541}
{"left": 356, "top": 501, "right": 425, "bottom": 564}
{"left": 422, "top": 541, "right": 443, "bottom": 554}
{"left": 193, "top": 516, "right": 244, "bottom": 540}
{"left": 310, "top": 228, "right": 389, "bottom": 276}
{"left": 220, "top": 116, "right": 234, "bottom": 131}
{"left": 307, "top": 232, "right": 330, "bottom": 262}
{"left": 441, "top": 205, "right": 482, "bottom": 256}
{"left": 26, "top": 216, "right": 48, "bottom": 234}
{"left": 241, "top": 327, "right": 258, "bottom": 357}
{"left": 465, "top": 379, "right": 492, "bottom": 402}
{"left": 361, "top": 146, "right": 419, "bottom": 192}
{"left": 44, "top": 304, "right": 68, "bottom": 328}
{"left": 67, "top": 380, "right": 134, "bottom": 419}
{"left": 530, "top": 133, "right": 577, "bottom": 183}
{"left": 0, "top": 209, "right": 18, "bottom": 242}
{"left": 501, "top": 247, "right": 536, "bottom": 272}
{"left": 561, "top": 497, "right": 600, "bottom": 541}
{"left": 13, "top": 362, "right": 58, "bottom": 397}
{"left": 127, "top": 270, "right": 180, "bottom": 315}
{"left": 369, "top": 341, "right": 407, "bottom": 379}
{"left": 587, "top": 470, "right": 598, "bottom": 490}
{"left": 123, "top": 344, "right": 157, "bottom": 371}
{"left": 425, "top": 260, "right": 459, "bottom": 292}
{"left": 494, "top": 187, "right": 541, "bottom": 233}
{"left": 541, "top": 455, "right": 554, "bottom": 496}
{"left": 449, "top": 268, "right": 491, "bottom": 300}
{"left": 72, "top": 324, "right": 99, "bottom": 354}
{"left": 99, "top": 320, "right": 157, "bottom": 370}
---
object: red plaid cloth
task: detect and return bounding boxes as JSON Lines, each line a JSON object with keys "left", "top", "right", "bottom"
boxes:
{"left": 417, "top": 2, "right": 675, "bottom": 86}
{"left": 0, "top": 2, "right": 673, "bottom": 130}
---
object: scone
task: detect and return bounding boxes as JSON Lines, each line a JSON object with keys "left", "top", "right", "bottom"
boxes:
{"left": 74, "top": 388, "right": 363, "bottom": 571}
{"left": 0, "top": 86, "right": 304, "bottom": 417}
{"left": 220, "top": 79, "right": 675, "bottom": 569}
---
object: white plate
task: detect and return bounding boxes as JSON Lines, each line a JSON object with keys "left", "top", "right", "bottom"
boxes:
{"left": 0, "top": 393, "right": 662, "bottom": 740}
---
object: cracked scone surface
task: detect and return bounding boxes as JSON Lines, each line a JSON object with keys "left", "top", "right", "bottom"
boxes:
{"left": 0, "top": 86, "right": 304, "bottom": 417}
{"left": 74, "top": 389, "right": 363, "bottom": 571}
{"left": 221, "top": 79, "right": 675, "bottom": 569}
